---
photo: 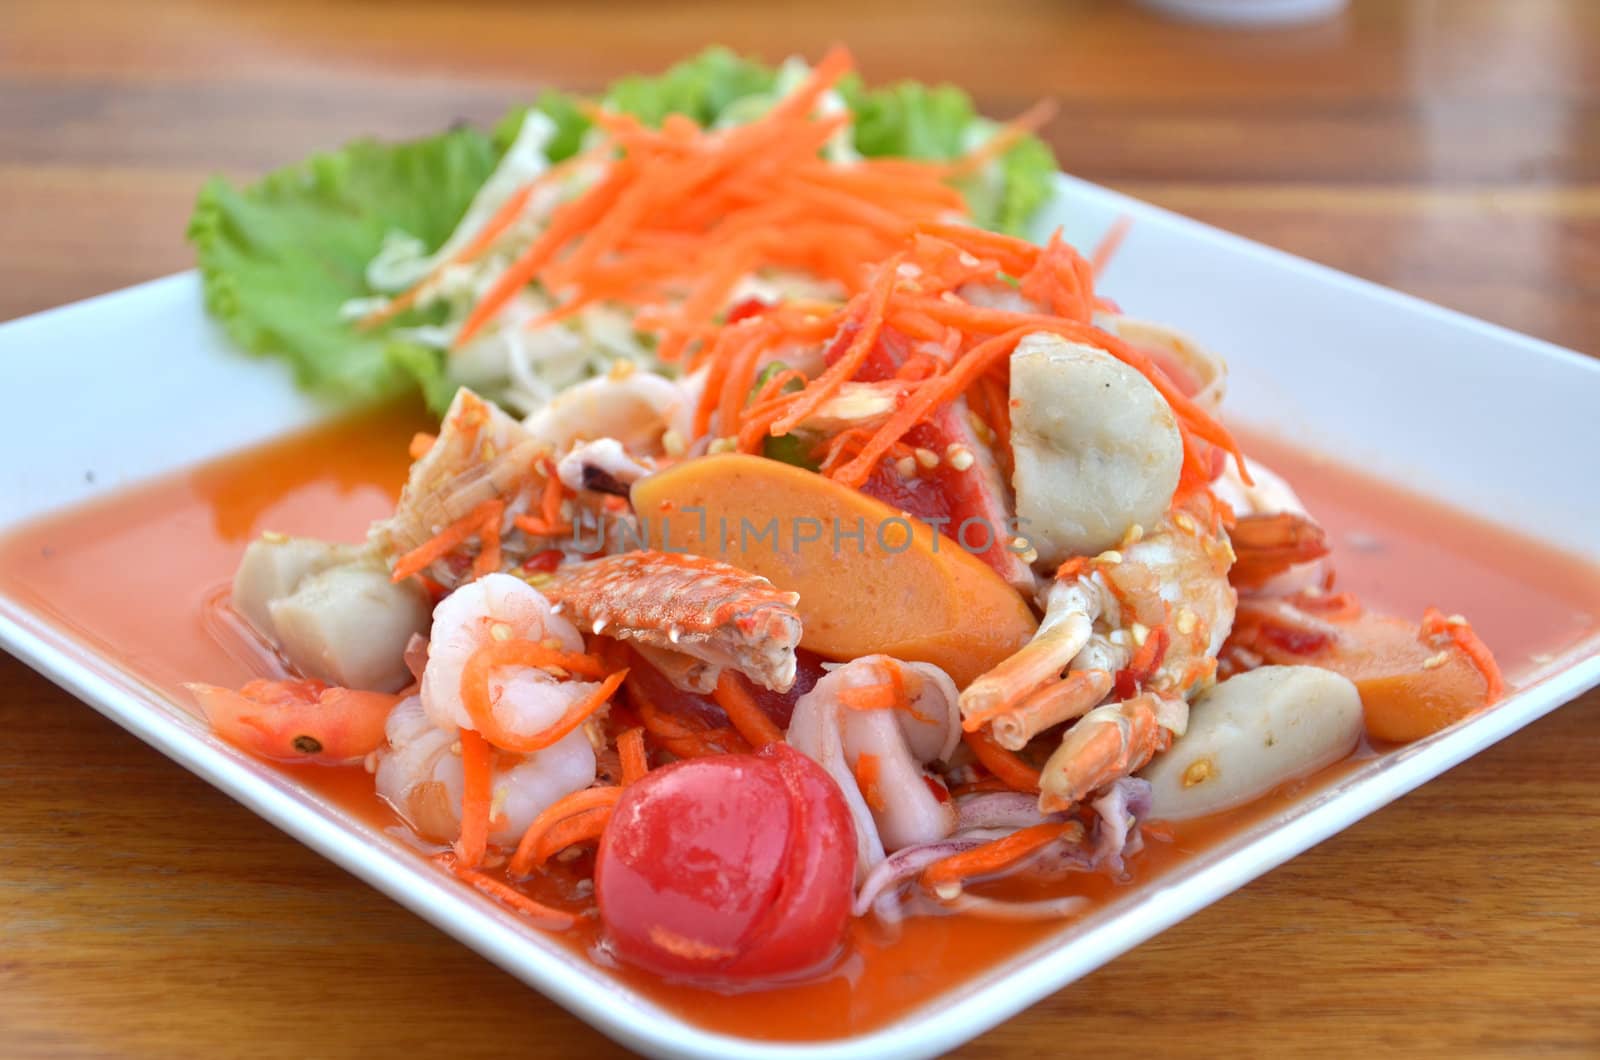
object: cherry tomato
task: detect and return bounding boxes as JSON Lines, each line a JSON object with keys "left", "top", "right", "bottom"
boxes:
{"left": 595, "top": 742, "right": 855, "bottom": 980}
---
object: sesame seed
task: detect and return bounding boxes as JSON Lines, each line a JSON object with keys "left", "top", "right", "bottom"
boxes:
{"left": 1446, "top": 614, "right": 1468, "bottom": 627}
{"left": 896, "top": 456, "right": 918, "bottom": 479}
{"left": 957, "top": 251, "right": 981, "bottom": 267}
{"left": 661, "top": 429, "right": 687, "bottom": 458}
{"left": 608, "top": 359, "right": 636, "bottom": 381}
{"left": 933, "top": 881, "right": 963, "bottom": 901}
{"left": 940, "top": 291, "right": 962, "bottom": 304}
{"left": 542, "top": 637, "right": 562, "bottom": 650}
{"left": 489, "top": 622, "right": 513, "bottom": 642}
{"left": 1175, "top": 512, "right": 1197, "bottom": 534}
{"left": 1181, "top": 758, "right": 1215, "bottom": 788}
{"left": 261, "top": 530, "right": 288, "bottom": 544}
{"left": 1175, "top": 608, "right": 1198, "bottom": 636}
{"left": 896, "top": 262, "right": 923, "bottom": 278}
{"left": 1422, "top": 651, "right": 1450, "bottom": 670}
{"left": 1131, "top": 622, "right": 1149, "bottom": 646}
{"left": 1098, "top": 549, "right": 1123, "bottom": 565}
{"left": 1124, "top": 524, "right": 1144, "bottom": 545}
{"left": 915, "top": 447, "right": 940, "bottom": 469}
{"left": 966, "top": 411, "right": 996, "bottom": 445}
{"left": 946, "top": 444, "right": 975, "bottom": 471}
{"left": 449, "top": 741, "right": 463, "bottom": 756}
{"left": 707, "top": 437, "right": 736, "bottom": 454}
{"left": 1109, "top": 630, "right": 1130, "bottom": 647}
{"left": 592, "top": 617, "right": 609, "bottom": 635}
{"left": 481, "top": 441, "right": 497, "bottom": 461}
{"left": 490, "top": 786, "right": 509, "bottom": 819}
{"left": 1012, "top": 537, "right": 1038, "bottom": 564}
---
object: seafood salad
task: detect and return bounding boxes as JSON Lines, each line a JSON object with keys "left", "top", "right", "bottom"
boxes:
{"left": 186, "top": 50, "right": 1505, "bottom": 985}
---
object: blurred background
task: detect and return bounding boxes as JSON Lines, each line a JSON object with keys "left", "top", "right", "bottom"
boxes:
{"left": 3, "top": 0, "right": 1596, "bottom": 354}
{"left": 3, "top": 1, "right": 1597, "bottom": 1057}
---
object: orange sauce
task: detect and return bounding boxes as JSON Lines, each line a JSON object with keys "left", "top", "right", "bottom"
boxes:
{"left": 1, "top": 407, "right": 1597, "bottom": 1042}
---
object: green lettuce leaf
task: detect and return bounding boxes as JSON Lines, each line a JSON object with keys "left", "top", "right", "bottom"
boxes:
{"left": 843, "top": 78, "right": 1057, "bottom": 235}
{"left": 188, "top": 126, "right": 499, "bottom": 407}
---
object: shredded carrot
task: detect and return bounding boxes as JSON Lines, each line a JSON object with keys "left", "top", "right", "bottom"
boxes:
{"left": 1090, "top": 214, "right": 1133, "bottom": 276}
{"left": 512, "top": 461, "right": 570, "bottom": 538}
{"left": 391, "top": 498, "right": 504, "bottom": 584}
{"left": 532, "top": 805, "right": 614, "bottom": 863}
{"left": 618, "top": 727, "right": 650, "bottom": 785}
{"left": 710, "top": 672, "right": 784, "bottom": 749}
{"left": 1421, "top": 607, "right": 1506, "bottom": 702}
{"left": 459, "top": 639, "right": 621, "bottom": 752}
{"left": 470, "top": 500, "right": 505, "bottom": 579}
{"left": 920, "top": 821, "right": 1079, "bottom": 893}
{"left": 455, "top": 728, "right": 494, "bottom": 870}
{"left": 442, "top": 48, "right": 974, "bottom": 361}
{"left": 508, "top": 786, "right": 624, "bottom": 876}
{"left": 855, "top": 752, "right": 888, "bottom": 813}
{"left": 626, "top": 673, "right": 751, "bottom": 759}
{"left": 771, "top": 253, "right": 904, "bottom": 435}
{"left": 837, "top": 683, "right": 898, "bottom": 711}
{"left": 942, "top": 99, "right": 1057, "bottom": 178}
{"left": 962, "top": 728, "right": 1042, "bottom": 793}
{"left": 408, "top": 432, "right": 436, "bottom": 460}
{"left": 831, "top": 324, "right": 1035, "bottom": 487}
{"left": 439, "top": 855, "right": 579, "bottom": 929}
{"left": 950, "top": 776, "right": 1016, "bottom": 797}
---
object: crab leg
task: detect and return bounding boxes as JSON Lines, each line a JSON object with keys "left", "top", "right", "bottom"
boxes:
{"left": 1038, "top": 693, "right": 1187, "bottom": 812}
{"left": 990, "top": 669, "right": 1114, "bottom": 751}
{"left": 960, "top": 580, "right": 1095, "bottom": 727}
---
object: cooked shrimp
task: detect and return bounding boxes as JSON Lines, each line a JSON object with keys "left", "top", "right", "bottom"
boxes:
{"left": 420, "top": 572, "right": 597, "bottom": 737}
{"left": 375, "top": 695, "right": 596, "bottom": 847}
{"left": 786, "top": 656, "right": 961, "bottom": 875}
{"left": 1009, "top": 333, "right": 1184, "bottom": 565}
{"left": 540, "top": 550, "right": 803, "bottom": 693}
{"left": 1213, "top": 456, "right": 1329, "bottom": 594}
{"left": 963, "top": 498, "right": 1236, "bottom": 811}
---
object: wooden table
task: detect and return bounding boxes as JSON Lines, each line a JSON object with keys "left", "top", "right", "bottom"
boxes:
{"left": 3, "top": 1, "right": 1597, "bottom": 1054}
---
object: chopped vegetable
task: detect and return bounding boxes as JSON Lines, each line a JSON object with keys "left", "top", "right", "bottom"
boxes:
{"left": 595, "top": 743, "right": 855, "bottom": 978}
{"left": 190, "top": 48, "right": 1058, "bottom": 415}
{"left": 630, "top": 453, "right": 1037, "bottom": 685}
{"left": 185, "top": 679, "right": 399, "bottom": 764}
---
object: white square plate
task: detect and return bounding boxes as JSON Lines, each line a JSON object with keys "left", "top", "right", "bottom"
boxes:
{"left": 3, "top": 174, "right": 1598, "bottom": 1059}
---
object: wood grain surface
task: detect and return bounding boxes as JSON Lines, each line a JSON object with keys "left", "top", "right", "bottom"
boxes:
{"left": 2, "top": 1, "right": 1597, "bottom": 1055}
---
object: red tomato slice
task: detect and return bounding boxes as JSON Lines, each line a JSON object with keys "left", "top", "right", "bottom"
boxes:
{"left": 595, "top": 743, "right": 855, "bottom": 980}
